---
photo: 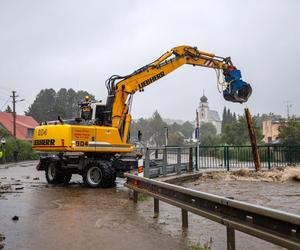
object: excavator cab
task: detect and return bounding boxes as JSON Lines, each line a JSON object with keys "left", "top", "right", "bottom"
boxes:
{"left": 222, "top": 69, "right": 252, "bottom": 103}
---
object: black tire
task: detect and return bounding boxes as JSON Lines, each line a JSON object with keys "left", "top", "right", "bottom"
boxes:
{"left": 83, "top": 161, "right": 116, "bottom": 188}
{"left": 45, "top": 162, "right": 64, "bottom": 184}
{"left": 61, "top": 173, "right": 72, "bottom": 184}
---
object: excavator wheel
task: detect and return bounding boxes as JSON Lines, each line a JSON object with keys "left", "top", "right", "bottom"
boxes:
{"left": 45, "top": 161, "right": 72, "bottom": 184}
{"left": 83, "top": 161, "right": 116, "bottom": 188}
{"left": 45, "top": 162, "right": 65, "bottom": 184}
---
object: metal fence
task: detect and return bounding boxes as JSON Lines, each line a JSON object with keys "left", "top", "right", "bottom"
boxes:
{"left": 198, "top": 145, "right": 300, "bottom": 170}
{"left": 137, "top": 145, "right": 300, "bottom": 178}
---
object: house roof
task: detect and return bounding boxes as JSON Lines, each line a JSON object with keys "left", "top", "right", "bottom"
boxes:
{"left": 0, "top": 112, "right": 38, "bottom": 140}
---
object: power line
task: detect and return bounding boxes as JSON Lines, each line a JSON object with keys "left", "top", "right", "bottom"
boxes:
{"left": 0, "top": 97, "right": 11, "bottom": 111}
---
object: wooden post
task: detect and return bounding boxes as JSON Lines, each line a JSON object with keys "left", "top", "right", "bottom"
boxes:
{"left": 245, "top": 108, "right": 261, "bottom": 172}
{"left": 133, "top": 190, "right": 138, "bottom": 203}
{"left": 226, "top": 226, "right": 235, "bottom": 250}
{"left": 181, "top": 209, "right": 188, "bottom": 228}
{"left": 154, "top": 198, "right": 159, "bottom": 217}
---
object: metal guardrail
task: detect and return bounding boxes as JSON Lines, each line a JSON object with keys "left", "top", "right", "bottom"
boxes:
{"left": 125, "top": 173, "right": 300, "bottom": 250}
{"left": 138, "top": 146, "right": 195, "bottom": 178}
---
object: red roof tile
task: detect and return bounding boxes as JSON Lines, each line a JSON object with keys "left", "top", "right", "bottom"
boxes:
{"left": 0, "top": 112, "right": 38, "bottom": 141}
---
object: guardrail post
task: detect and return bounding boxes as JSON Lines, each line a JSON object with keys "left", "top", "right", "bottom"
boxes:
{"left": 177, "top": 148, "right": 181, "bottom": 174}
{"left": 226, "top": 225, "right": 235, "bottom": 250}
{"left": 181, "top": 209, "right": 188, "bottom": 228}
{"left": 188, "top": 147, "right": 193, "bottom": 172}
{"left": 154, "top": 198, "right": 159, "bottom": 217}
{"left": 144, "top": 148, "right": 150, "bottom": 178}
{"left": 163, "top": 146, "right": 167, "bottom": 176}
{"left": 267, "top": 146, "right": 271, "bottom": 170}
{"left": 133, "top": 190, "right": 138, "bottom": 203}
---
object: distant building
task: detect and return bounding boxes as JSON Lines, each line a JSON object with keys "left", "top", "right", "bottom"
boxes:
{"left": 196, "top": 93, "right": 222, "bottom": 134}
{"left": 0, "top": 112, "right": 38, "bottom": 141}
{"left": 262, "top": 114, "right": 284, "bottom": 143}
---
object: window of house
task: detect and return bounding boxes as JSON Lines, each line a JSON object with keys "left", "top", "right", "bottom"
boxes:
{"left": 27, "top": 128, "right": 34, "bottom": 138}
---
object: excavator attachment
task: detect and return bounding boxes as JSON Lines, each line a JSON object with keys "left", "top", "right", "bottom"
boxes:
{"left": 222, "top": 69, "right": 252, "bottom": 103}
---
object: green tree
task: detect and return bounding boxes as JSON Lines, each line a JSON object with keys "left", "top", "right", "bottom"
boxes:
{"left": 222, "top": 115, "right": 263, "bottom": 145}
{"left": 199, "top": 122, "right": 220, "bottom": 145}
{"left": 26, "top": 88, "right": 56, "bottom": 122}
{"left": 168, "top": 132, "right": 185, "bottom": 146}
{"left": 5, "top": 105, "right": 12, "bottom": 113}
{"left": 26, "top": 88, "right": 94, "bottom": 122}
{"left": 180, "top": 121, "right": 194, "bottom": 138}
{"left": 129, "top": 111, "right": 193, "bottom": 146}
{"left": 221, "top": 107, "right": 236, "bottom": 133}
{"left": 148, "top": 111, "right": 168, "bottom": 146}
{"left": 278, "top": 120, "right": 300, "bottom": 145}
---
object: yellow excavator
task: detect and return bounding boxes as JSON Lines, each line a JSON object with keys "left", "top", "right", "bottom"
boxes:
{"left": 32, "top": 45, "right": 252, "bottom": 187}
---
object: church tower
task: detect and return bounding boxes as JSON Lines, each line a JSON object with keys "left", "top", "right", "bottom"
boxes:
{"left": 198, "top": 92, "right": 209, "bottom": 122}
{"left": 195, "top": 90, "right": 222, "bottom": 135}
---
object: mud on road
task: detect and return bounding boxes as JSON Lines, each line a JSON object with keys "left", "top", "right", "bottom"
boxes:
{"left": 0, "top": 161, "right": 187, "bottom": 250}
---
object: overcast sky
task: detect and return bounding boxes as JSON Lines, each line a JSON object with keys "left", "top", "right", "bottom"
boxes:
{"left": 0, "top": 0, "right": 299, "bottom": 121}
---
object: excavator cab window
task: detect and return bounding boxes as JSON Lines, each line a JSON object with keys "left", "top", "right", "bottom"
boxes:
{"left": 95, "top": 105, "right": 106, "bottom": 125}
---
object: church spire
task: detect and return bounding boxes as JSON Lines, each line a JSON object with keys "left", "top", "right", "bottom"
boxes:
{"left": 200, "top": 89, "right": 208, "bottom": 103}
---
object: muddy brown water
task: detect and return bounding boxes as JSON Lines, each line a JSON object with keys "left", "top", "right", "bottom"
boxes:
{"left": 1, "top": 163, "right": 299, "bottom": 250}
{"left": 142, "top": 168, "right": 300, "bottom": 250}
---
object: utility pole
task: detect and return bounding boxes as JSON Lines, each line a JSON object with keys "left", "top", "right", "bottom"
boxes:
{"left": 10, "top": 91, "right": 24, "bottom": 139}
{"left": 285, "top": 101, "right": 292, "bottom": 120}
{"left": 11, "top": 91, "right": 17, "bottom": 138}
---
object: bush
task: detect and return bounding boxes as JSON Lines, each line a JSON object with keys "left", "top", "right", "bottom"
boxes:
{"left": 0, "top": 129, "right": 37, "bottom": 163}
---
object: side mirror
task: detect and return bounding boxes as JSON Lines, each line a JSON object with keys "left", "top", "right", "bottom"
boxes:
{"left": 138, "top": 130, "right": 142, "bottom": 142}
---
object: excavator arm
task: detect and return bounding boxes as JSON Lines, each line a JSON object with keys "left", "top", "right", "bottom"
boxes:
{"left": 105, "top": 45, "right": 252, "bottom": 142}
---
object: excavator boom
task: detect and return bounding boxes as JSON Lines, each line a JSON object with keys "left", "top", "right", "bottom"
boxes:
{"left": 107, "top": 46, "right": 252, "bottom": 142}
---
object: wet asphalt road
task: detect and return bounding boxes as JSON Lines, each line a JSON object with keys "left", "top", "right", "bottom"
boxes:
{"left": 1, "top": 162, "right": 299, "bottom": 250}
{"left": 0, "top": 161, "right": 187, "bottom": 250}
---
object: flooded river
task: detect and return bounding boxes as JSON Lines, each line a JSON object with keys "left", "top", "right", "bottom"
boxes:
{"left": 1, "top": 162, "right": 299, "bottom": 249}
{"left": 137, "top": 168, "right": 300, "bottom": 250}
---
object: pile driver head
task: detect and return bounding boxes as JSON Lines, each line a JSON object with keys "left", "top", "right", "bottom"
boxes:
{"left": 222, "top": 69, "right": 252, "bottom": 103}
